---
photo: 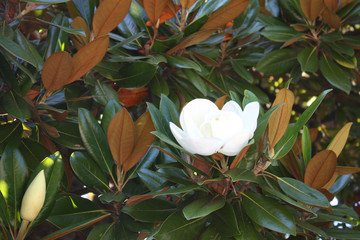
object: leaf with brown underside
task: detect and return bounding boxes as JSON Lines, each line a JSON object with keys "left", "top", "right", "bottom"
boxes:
{"left": 93, "top": 0, "right": 132, "bottom": 37}
{"left": 327, "top": 122, "right": 352, "bottom": 157}
{"left": 69, "top": 35, "right": 109, "bottom": 83}
{"left": 107, "top": 108, "right": 135, "bottom": 167}
{"left": 280, "top": 152, "right": 303, "bottom": 181}
{"left": 215, "top": 95, "right": 228, "bottom": 109}
{"left": 126, "top": 187, "right": 169, "bottom": 206}
{"left": 192, "top": 51, "right": 218, "bottom": 67}
{"left": 200, "top": 0, "right": 249, "bottom": 30}
{"left": 71, "top": 16, "right": 90, "bottom": 50}
{"left": 123, "top": 112, "right": 155, "bottom": 172}
{"left": 144, "top": 0, "right": 168, "bottom": 26}
{"left": 268, "top": 88, "right": 295, "bottom": 150}
{"left": 230, "top": 145, "right": 250, "bottom": 169}
{"left": 304, "top": 150, "right": 337, "bottom": 189}
{"left": 292, "top": 128, "right": 318, "bottom": 156}
{"left": 300, "top": 0, "right": 324, "bottom": 22}
{"left": 340, "top": 0, "right": 354, "bottom": 8}
{"left": 179, "top": 0, "right": 197, "bottom": 9}
{"left": 319, "top": 188, "right": 335, "bottom": 201}
{"left": 322, "top": 8, "right": 341, "bottom": 29}
{"left": 42, "top": 51, "right": 73, "bottom": 92}
{"left": 324, "top": 0, "right": 339, "bottom": 11}
{"left": 322, "top": 166, "right": 360, "bottom": 190}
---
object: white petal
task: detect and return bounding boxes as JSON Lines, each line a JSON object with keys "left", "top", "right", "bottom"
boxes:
{"left": 221, "top": 100, "right": 243, "bottom": 115}
{"left": 180, "top": 99, "right": 218, "bottom": 138}
{"left": 242, "top": 102, "right": 260, "bottom": 133}
{"left": 211, "top": 111, "right": 243, "bottom": 141}
{"left": 218, "top": 133, "right": 253, "bottom": 156}
{"left": 170, "top": 122, "right": 223, "bottom": 156}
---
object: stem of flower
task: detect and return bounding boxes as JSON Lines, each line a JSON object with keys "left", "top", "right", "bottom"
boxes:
{"left": 16, "top": 220, "right": 29, "bottom": 240}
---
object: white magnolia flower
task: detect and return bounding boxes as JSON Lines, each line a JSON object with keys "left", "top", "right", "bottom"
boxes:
{"left": 169, "top": 99, "right": 260, "bottom": 156}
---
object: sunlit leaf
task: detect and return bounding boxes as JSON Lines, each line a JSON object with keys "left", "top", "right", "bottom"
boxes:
{"left": 327, "top": 122, "right": 352, "bottom": 157}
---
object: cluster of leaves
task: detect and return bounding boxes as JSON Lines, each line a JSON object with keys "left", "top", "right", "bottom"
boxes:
{"left": 0, "top": 0, "right": 360, "bottom": 239}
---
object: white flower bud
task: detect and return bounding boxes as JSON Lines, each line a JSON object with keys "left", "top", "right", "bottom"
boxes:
{"left": 20, "top": 170, "right": 46, "bottom": 222}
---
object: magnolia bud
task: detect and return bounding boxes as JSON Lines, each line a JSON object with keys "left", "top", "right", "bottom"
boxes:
{"left": 20, "top": 170, "right": 46, "bottom": 222}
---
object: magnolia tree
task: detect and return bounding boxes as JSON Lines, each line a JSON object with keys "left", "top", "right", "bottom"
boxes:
{"left": 0, "top": 0, "right": 360, "bottom": 239}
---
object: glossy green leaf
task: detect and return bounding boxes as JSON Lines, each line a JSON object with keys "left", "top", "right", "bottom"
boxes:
{"left": 78, "top": 108, "right": 114, "bottom": 174}
{"left": 46, "top": 121, "right": 83, "bottom": 150}
{"left": 315, "top": 212, "right": 358, "bottom": 226}
{"left": 253, "top": 104, "right": 281, "bottom": 142}
{"left": 44, "top": 14, "right": 70, "bottom": 59}
{"left": 154, "top": 184, "right": 203, "bottom": 196}
{"left": 0, "top": 142, "right": 26, "bottom": 222}
{"left": 274, "top": 129, "right": 298, "bottom": 160}
{"left": 277, "top": 177, "right": 329, "bottom": 207}
{"left": 152, "top": 33, "right": 183, "bottom": 53}
{"left": 329, "top": 174, "right": 351, "bottom": 194}
{"left": 160, "top": 94, "right": 180, "bottom": 126}
{"left": 183, "top": 196, "right": 226, "bottom": 220}
{"left": 302, "top": 125, "right": 311, "bottom": 166}
{"left": 0, "top": 187, "right": 10, "bottom": 226}
{"left": 319, "top": 56, "right": 351, "bottom": 94}
{"left": 231, "top": 59, "right": 254, "bottom": 83}
{"left": 242, "top": 192, "right": 296, "bottom": 235}
{"left": 324, "top": 228, "right": 360, "bottom": 239}
{"left": 166, "top": 55, "right": 202, "bottom": 71}
{"left": 19, "top": 139, "right": 50, "bottom": 171}
{"left": 150, "top": 74, "right": 170, "bottom": 97}
{"left": 115, "top": 62, "right": 157, "bottom": 88}
{"left": 92, "top": 80, "right": 120, "bottom": 105}
{"left": 211, "top": 201, "right": 240, "bottom": 237}
{"left": 296, "top": 220, "right": 327, "bottom": 237}
{"left": 274, "top": 89, "right": 332, "bottom": 159}
{"left": 256, "top": 49, "right": 298, "bottom": 76}
{"left": 31, "top": 152, "right": 64, "bottom": 226}
{"left": 87, "top": 223, "right": 116, "bottom": 240}
{"left": 0, "top": 91, "right": 31, "bottom": 122}
{"left": 155, "top": 211, "right": 206, "bottom": 240}
{"left": 297, "top": 47, "right": 318, "bottom": 72}
{"left": 72, "top": 0, "right": 92, "bottom": 26}
{"left": 183, "top": 69, "right": 208, "bottom": 96}
{"left": 234, "top": 201, "right": 261, "bottom": 240}
{"left": 225, "top": 169, "right": 260, "bottom": 183}
{"left": 261, "top": 25, "right": 299, "bottom": 42}
{"left": 331, "top": 50, "right": 357, "bottom": 69}
{"left": 101, "top": 99, "right": 122, "bottom": 134}
{"left": 35, "top": 17, "right": 86, "bottom": 36}
{"left": 242, "top": 90, "right": 259, "bottom": 108}
{"left": 70, "top": 152, "right": 110, "bottom": 192}
{"left": 98, "top": 192, "right": 126, "bottom": 204}
{"left": 137, "top": 169, "right": 167, "bottom": 191}
{"left": 122, "top": 199, "right": 176, "bottom": 223}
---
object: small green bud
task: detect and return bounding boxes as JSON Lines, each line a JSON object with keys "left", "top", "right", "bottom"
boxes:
{"left": 20, "top": 170, "right": 46, "bottom": 222}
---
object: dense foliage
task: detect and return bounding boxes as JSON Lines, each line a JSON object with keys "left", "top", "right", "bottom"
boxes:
{"left": 1, "top": 0, "right": 360, "bottom": 239}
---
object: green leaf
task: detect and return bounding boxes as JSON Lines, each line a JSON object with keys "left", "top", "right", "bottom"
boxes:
{"left": 253, "top": 104, "right": 281, "bottom": 142}
{"left": 115, "top": 62, "right": 157, "bottom": 88}
{"left": 122, "top": 199, "right": 176, "bottom": 223}
{"left": 256, "top": 49, "right": 298, "bottom": 76}
{"left": 242, "top": 90, "right": 259, "bottom": 108}
{"left": 160, "top": 94, "right": 180, "bottom": 126}
{"left": 274, "top": 89, "right": 332, "bottom": 159}
{"left": 331, "top": 50, "right": 357, "bottom": 69}
{"left": 234, "top": 201, "right": 261, "bottom": 240}
{"left": 231, "top": 59, "right": 254, "bottom": 83}
{"left": 70, "top": 152, "right": 110, "bottom": 192}
{"left": 329, "top": 174, "right": 351, "bottom": 194}
{"left": 19, "top": 139, "right": 50, "bottom": 172}
{"left": 324, "top": 228, "right": 360, "bottom": 239}
{"left": 315, "top": 212, "right": 358, "bottom": 226}
{"left": 242, "top": 192, "right": 296, "bottom": 235}
{"left": 302, "top": 125, "right": 311, "bottom": 166}
{"left": 183, "top": 69, "right": 208, "bottom": 96}
{"left": 137, "top": 169, "right": 167, "bottom": 191}
{"left": 0, "top": 188, "right": 10, "bottom": 226}
{"left": 296, "top": 220, "right": 327, "bottom": 237}
{"left": 211, "top": 201, "right": 240, "bottom": 237}
{"left": 0, "top": 91, "right": 31, "bottom": 122}
{"left": 0, "top": 35, "right": 38, "bottom": 68}
{"left": 87, "top": 223, "right": 116, "bottom": 240}
{"left": 92, "top": 80, "right": 120, "bottom": 105}
{"left": 46, "top": 121, "right": 83, "bottom": 150}
{"left": 72, "top": 0, "right": 92, "bottom": 26}
{"left": 225, "top": 169, "right": 260, "bottom": 183}
{"left": 0, "top": 121, "right": 23, "bottom": 145}
{"left": 101, "top": 99, "right": 122, "bottom": 134}
{"left": 319, "top": 55, "right": 351, "bottom": 94}
{"left": 154, "top": 184, "right": 203, "bottom": 196}
{"left": 0, "top": 142, "right": 26, "bottom": 222}
{"left": 274, "top": 129, "right": 298, "bottom": 160}
{"left": 277, "top": 177, "right": 329, "bottom": 207}
{"left": 150, "top": 74, "right": 170, "bottom": 97}
{"left": 45, "top": 14, "right": 70, "bottom": 58}
{"left": 35, "top": 17, "right": 86, "bottom": 36}
{"left": 166, "top": 55, "right": 202, "bottom": 71}
{"left": 297, "top": 47, "right": 318, "bottom": 72}
{"left": 98, "top": 192, "right": 126, "bottom": 204}
{"left": 152, "top": 33, "right": 183, "bottom": 53}
{"left": 78, "top": 108, "right": 114, "bottom": 175}
{"left": 261, "top": 25, "right": 299, "bottom": 42}
{"left": 155, "top": 211, "right": 207, "bottom": 240}
{"left": 21, "top": 0, "right": 69, "bottom": 3}
{"left": 14, "top": 30, "right": 44, "bottom": 70}
{"left": 183, "top": 196, "right": 226, "bottom": 220}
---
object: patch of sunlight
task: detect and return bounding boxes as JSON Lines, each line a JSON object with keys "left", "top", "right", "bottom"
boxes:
{"left": 306, "top": 96, "right": 317, "bottom": 107}
{"left": 58, "top": 40, "right": 65, "bottom": 51}
{"left": 0, "top": 180, "right": 8, "bottom": 199}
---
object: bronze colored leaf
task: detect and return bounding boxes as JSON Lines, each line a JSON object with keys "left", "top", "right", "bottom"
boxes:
{"left": 179, "top": 0, "right": 197, "bottom": 9}
{"left": 304, "top": 150, "right": 337, "bottom": 189}
{"left": 280, "top": 152, "right": 303, "bottom": 181}
{"left": 268, "top": 88, "right": 295, "bottom": 150}
{"left": 41, "top": 51, "right": 73, "bottom": 92}
{"left": 200, "top": 0, "right": 249, "bottom": 30}
{"left": 324, "top": 0, "right": 339, "bottom": 11}
{"left": 319, "top": 188, "right": 335, "bottom": 201}
{"left": 281, "top": 34, "right": 305, "bottom": 48}
{"left": 166, "top": 29, "right": 215, "bottom": 54}
{"left": 327, "top": 122, "right": 352, "bottom": 157}
{"left": 322, "top": 172, "right": 338, "bottom": 190}
{"left": 230, "top": 145, "right": 250, "bottom": 169}
{"left": 93, "top": 0, "right": 132, "bottom": 37}
{"left": 192, "top": 51, "right": 218, "bottom": 67}
{"left": 107, "top": 108, "right": 135, "bottom": 167}
{"left": 69, "top": 35, "right": 109, "bottom": 84}
{"left": 126, "top": 187, "right": 169, "bottom": 206}
{"left": 144, "top": 0, "right": 168, "bottom": 26}
{"left": 335, "top": 166, "right": 360, "bottom": 175}
{"left": 215, "top": 95, "right": 228, "bottom": 109}
{"left": 300, "top": 0, "right": 324, "bottom": 22}
{"left": 123, "top": 111, "right": 155, "bottom": 172}
{"left": 322, "top": 8, "right": 341, "bottom": 29}
{"left": 71, "top": 16, "right": 90, "bottom": 50}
